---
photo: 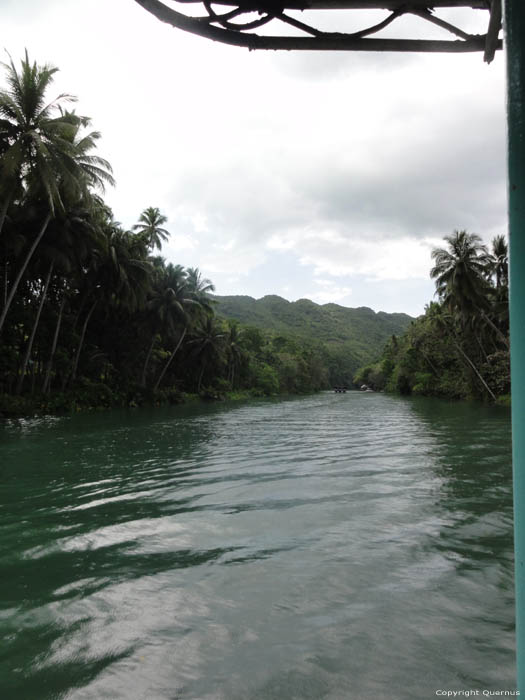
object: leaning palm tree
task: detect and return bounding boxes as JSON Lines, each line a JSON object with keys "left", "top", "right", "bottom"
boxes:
{"left": 132, "top": 207, "right": 170, "bottom": 251}
{"left": 39, "top": 199, "right": 104, "bottom": 393}
{"left": 225, "top": 320, "right": 245, "bottom": 387}
{"left": 188, "top": 317, "right": 226, "bottom": 392}
{"left": 68, "top": 222, "right": 151, "bottom": 387}
{"left": 141, "top": 263, "right": 186, "bottom": 387}
{"left": 152, "top": 266, "right": 199, "bottom": 391}
{"left": 430, "top": 230, "right": 491, "bottom": 327}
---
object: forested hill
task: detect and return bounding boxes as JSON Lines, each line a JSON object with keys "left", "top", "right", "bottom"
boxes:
{"left": 214, "top": 294, "right": 413, "bottom": 373}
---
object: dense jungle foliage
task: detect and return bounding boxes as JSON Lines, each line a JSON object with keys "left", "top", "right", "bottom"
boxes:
{"left": 355, "top": 230, "right": 510, "bottom": 403}
{"left": 214, "top": 294, "right": 412, "bottom": 384}
{"left": 0, "top": 54, "right": 344, "bottom": 416}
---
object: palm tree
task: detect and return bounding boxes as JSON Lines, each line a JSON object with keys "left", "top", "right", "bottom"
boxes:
{"left": 430, "top": 230, "right": 491, "bottom": 326}
{"left": 150, "top": 265, "right": 216, "bottom": 391}
{"left": 39, "top": 200, "right": 103, "bottom": 393}
{"left": 68, "top": 220, "right": 151, "bottom": 386}
{"left": 489, "top": 234, "right": 508, "bottom": 290}
{"left": 225, "top": 321, "right": 245, "bottom": 387}
{"left": 152, "top": 265, "right": 199, "bottom": 391}
{"left": 188, "top": 317, "right": 226, "bottom": 392}
{"left": 132, "top": 207, "right": 170, "bottom": 251}
{"left": 141, "top": 263, "right": 186, "bottom": 387}
{"left": 485, "top": 234, "right": 510, "bottom": 349}
{"left": 430, "top": 305, "right": 496, "bottom": 401}
{"left": 0, "top": 54, "right": 114, "bottom": 334}
{"left": 0, "top": 51, "right": 77, "bottom": 238}
{"left": 185, "top": 267, "right": 215, "bottom": 318}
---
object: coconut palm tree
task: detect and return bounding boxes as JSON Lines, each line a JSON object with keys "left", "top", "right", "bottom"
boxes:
{"left": 132, "top": 207, "right": 170, "bottom": 251}
{"left": 489, "top": 234, "right": 508, "bottom": 290}
{"left": 152, "top": 265, "right": 200, "bottom": 391}
{"left": 37, "top": 200, "right": 104, "bottom": 393}
{"left": 0, "top": 51, "right": 76, "bottom": 237}
{"left": 0, "top": 54, "right": 114, "bottom": 334}
{"left": 15, "top": 212, "right": 80, "bottom": 394}
{"left": 430, "top": 230, "right": 491, "bottom": 327}
{"left": 68, "top": 221, "right": 151, "bottom": 386}
{"left": 185, "top": 267, "right": 215, "bottom": 318}
{"left": 225, "top": 320, "right": 245, "bottom": 387}
{"left": 188, "top": 317, "right": 226, "bottom": 392}
{"left": 141, "top": 263, "right": 186, "bottom": 387}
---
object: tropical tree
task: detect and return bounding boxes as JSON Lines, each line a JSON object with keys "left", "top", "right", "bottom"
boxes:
{"left": 132, "top": 207, "right": 170, "bottom": 251}
{"left": 39, "top": 200, "right": 104, "bottom": 393}
{"left": 15, "top": 213, "right": 79, "bottom": 394}
{"left": 185, "top": 267, "right": 215, "bottom": 309}
{"left": 140, "top": 263, "right": 186, "bottom": 387}
{"left": 225, "top": 320, "right": 245, "bottom": 388}
{"left": 152, "top": 265, "right": 197, "bottom": 391}
{"left": 68, "top": 221, "right": 151, "bottom": 386}
{"left": 188, "top": 317, "right": 226, "bottom": 392}
{"left": 489, "top": 234, "right": 509, "bottom": 290}
{"left": 0, "top": 50, "right": 77, "bottom": 238}
{"left": 0, "top": 55, "right": 114, "bottom": 334}
{"left": 430, "top": 230, "right": 491, "bottom": 327}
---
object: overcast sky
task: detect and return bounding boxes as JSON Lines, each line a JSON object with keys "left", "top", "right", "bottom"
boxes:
{"left": 1, "top": 0, "right": 507, "bottom": 316}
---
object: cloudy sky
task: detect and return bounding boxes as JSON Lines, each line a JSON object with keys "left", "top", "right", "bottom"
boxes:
{"left": 2, "top": 1, "right": 507, "bottom": 316}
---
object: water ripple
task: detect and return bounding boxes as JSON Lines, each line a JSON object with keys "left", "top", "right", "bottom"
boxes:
{"left": 0, "top": 393, "right": 514, "bottom": 699}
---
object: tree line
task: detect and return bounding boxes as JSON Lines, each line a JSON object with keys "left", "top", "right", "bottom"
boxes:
{"left": 0, "top": 53, "right": 329, "bottom": 417}
{"left": 355, "top": 230, "right": 510, "bottom": 403}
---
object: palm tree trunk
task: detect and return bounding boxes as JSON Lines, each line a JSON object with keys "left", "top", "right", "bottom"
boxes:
{"left": 141, "top": 334, "right": 157, "bottom": 387}
{"left": 69, "top": 300, "right": 97, "bottom": 387}
{"left": 153, "top": 327, "right": 187, "bottom": 391}
{"left": 0, "top": 191, "right": 12, "bottom": 241}
{"left": 420, "top": 349, "right": 438, "bottom": 376}
{"left": 453, "top": 339, "right": 496, "bottom": 402}
{"left": 0, "top": 212, "right": 52, "bottom": 334}
{"left": 480, "top": 309, "right": 510, "bottom": 350}
{"left": 3, "top": 260, "right": 8, "bottom": 309}
{"left": 42, "top": 292, "right": 66, "bottom": 394}
{"left": 197, "top": 362, "right": 206, "bottom": 393}
{"left": 16, "top": 262, "right": 54, "bottom": 395}
{"left": 473, "top": 330, "right": 489, "bottom": 363}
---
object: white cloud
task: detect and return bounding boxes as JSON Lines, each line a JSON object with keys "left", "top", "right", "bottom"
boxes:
{"left": 0, "top": 0, "right": 507, "bottom": 317}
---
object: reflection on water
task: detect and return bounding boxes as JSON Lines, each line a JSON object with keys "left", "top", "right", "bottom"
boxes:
{"left": 0, "top": 394, "right": 515, "bottom": 699}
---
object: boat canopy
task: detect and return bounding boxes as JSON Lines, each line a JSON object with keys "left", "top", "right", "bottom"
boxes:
{"left": 134, "top": 0, "right": 502, "bottom": 62}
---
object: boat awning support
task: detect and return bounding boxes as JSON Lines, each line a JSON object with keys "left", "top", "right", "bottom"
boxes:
{"left": 506, "top": 0, "right": 525, "bottom": 690}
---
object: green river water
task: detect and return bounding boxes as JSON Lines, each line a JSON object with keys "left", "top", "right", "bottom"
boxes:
{"left": 0, "top": 392, "right": 515, "bottom": 699}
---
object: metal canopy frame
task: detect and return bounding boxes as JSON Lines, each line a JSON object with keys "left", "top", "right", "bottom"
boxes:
{"left": 134, "top": 0, "right": 502, "bottom": 62}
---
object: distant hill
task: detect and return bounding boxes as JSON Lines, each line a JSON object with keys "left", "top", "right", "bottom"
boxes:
{"left": 213, "top": 294, "right": 414, "bottom": 381}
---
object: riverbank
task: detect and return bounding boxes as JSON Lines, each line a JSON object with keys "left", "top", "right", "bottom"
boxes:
{"left": 0, "top": 384, "right": 272, "bottom": 420}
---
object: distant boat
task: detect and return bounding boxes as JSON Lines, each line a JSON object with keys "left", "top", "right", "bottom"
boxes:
{"left": 334, "top": 386, "right": 347, "bottom": 393}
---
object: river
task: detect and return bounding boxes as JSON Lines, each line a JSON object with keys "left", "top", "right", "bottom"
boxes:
{"left": 0, "top": 392, "right": 515, "bottom": 699}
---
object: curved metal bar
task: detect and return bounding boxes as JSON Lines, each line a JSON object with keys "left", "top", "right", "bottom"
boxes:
{"left": 333, "top": 6, "right": 404, "bottom": 39}
{"left": 133, "top": 0, "right": 500, "bottom": 52}
{"left": 203, "top": 0, "right": 274, "bottom": 30}
{"left": 195, "top": 7, "right": 246, "bottom": 23}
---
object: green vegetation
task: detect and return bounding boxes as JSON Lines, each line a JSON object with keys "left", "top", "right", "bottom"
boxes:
{"left": 355, "top": 231, "right": 510, "bottom": 403}
{"left": 3, "top": 53, "right": 394, "bottom": 417}
{"left": 215, "top": 295, "right": 412, "bottom": 386}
